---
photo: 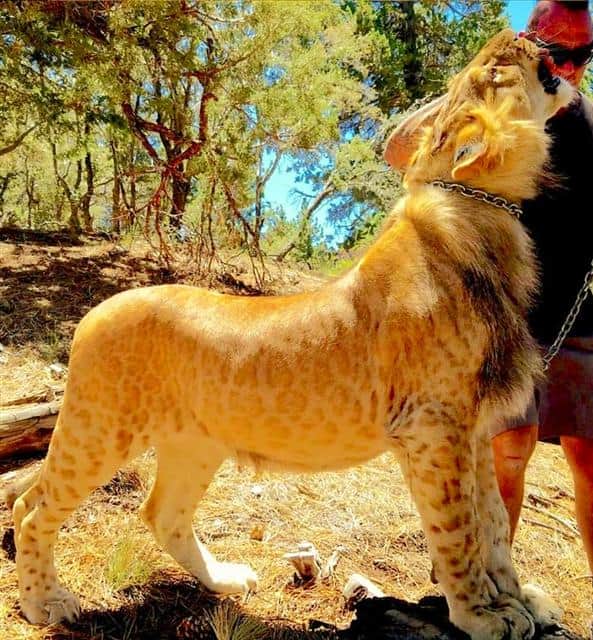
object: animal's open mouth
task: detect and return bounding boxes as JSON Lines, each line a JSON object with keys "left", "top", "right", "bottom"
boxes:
{"left": 537, "top": 59, "right": 561, "bottom": 94}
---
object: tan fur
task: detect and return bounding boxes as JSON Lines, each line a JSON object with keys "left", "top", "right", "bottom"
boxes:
{"left": 11, "top": 31, "right": 574, "bottom": 639}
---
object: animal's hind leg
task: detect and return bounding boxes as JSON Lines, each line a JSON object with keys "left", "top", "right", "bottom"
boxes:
{"left": 140, "top": 439, "right": 257, "bottom": 594}
{"left": 475, "top": 427, "right": 520, "bottom": 597}
{"left": 13, "top": 416, "right": 132, "bottom": 625}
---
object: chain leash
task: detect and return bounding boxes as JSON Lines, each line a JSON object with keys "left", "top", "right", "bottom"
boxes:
{"left": 430, "top": 180, "right": 592, "bottom": 369}
{"left": 542, "top": 258, "right": 593, "bottom": 370}
{"left": 430, "top": 179, "right": 523, "bottom": 218}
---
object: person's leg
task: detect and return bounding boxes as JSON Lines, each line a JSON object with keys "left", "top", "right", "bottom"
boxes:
{"left": 492, "top": 425, "right": 538, "bottom": 542}
{"left": 560, "top": 435, "right": 593, "bottom": 574}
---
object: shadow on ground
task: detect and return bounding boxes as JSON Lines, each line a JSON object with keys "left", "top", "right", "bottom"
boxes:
{"left": 0, "top": 228, "right": 274, "bottom": 363}
{"left": 348, "top": 596, "right": 586, "bottom": 640}
{"left": 17, "top": 584, "right": 584, "bottom": 640}
{"left": 0, "top": 231, "right": 175, "bottom": 359}
{"left": 41, "top": 569, "right": 337, "bottom": 640}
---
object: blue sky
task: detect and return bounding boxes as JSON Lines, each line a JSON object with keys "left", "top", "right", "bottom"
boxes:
{"left": 508, "top": 0, "right": 535, "bottom": 31}
{"left": 263, "top": 1, "right": 538, "bottom": 241}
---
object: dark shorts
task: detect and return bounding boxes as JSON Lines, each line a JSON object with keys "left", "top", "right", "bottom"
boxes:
{"left": 492, "top": 337, "right": 593, "bottom": 442}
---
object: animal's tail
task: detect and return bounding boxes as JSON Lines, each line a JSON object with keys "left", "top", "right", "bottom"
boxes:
{"left": 2, "top": 466, "right": 41, "bottom": 510}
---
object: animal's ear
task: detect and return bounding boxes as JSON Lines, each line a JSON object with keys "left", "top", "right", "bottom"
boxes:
{"left": 451, "top": 124, "right": 488, "bottom": 181}
{"left": 384, "top": 95, "right": 446, "bottom": 171}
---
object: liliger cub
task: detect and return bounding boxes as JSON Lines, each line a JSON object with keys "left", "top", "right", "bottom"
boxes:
{"left": 9, "top": 30, "right": 573, "bottom": 640}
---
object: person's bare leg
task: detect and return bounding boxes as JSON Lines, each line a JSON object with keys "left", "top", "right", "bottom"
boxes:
{"left": 560, "top": 435, "right": 593, "bottom": 574}
{"left": 492, "top": 425, "right": 538, "bottom": 542}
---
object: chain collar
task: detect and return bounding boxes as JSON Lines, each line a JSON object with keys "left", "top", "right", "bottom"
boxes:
{"left": 429, "top": 178, "right": 593, "bottom": 370}
{"left": 430, "top": 179, "right": 523, "bottom": 218}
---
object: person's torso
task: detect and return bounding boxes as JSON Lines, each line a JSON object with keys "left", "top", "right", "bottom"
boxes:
{"left": 522, "top": 95, "right": 593, "bottom": 344}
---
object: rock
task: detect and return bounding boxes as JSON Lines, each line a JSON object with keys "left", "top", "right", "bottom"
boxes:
{"left": 343, "top": 573, "right": 386, "bottom": 609}
{"left": 340, "top": 596, "right": 586, "bottom": 640}
{"left": 48, "top": 363, "right": 66, "bottom": 379}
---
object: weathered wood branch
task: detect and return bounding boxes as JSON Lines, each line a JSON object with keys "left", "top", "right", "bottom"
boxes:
{"left": 0, "top": 401, "right": 61, "bottom": 459}
{"left": 522, "top": 503, "right": 580, "bottom": 536}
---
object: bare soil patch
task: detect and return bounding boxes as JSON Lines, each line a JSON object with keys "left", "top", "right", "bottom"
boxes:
{"left": 0, "top": 232, "right": 589, "bottom": 639}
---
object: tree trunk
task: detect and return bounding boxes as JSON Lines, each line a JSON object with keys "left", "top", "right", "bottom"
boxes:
{"left": 110, "top": 140, "right": 122, "bottom": 234}
{"left": 80, "top": 151, "right": 94, "bottom": 233}
{"left": 24, "top": 161, "right": 37, "bottom": 228}
{"left": 68, "top": 203, "right": 82, "bottom": 235}
{"left": 169, "top": 169, "right": 190, "bottom": 229}
{"left": 127, "top": 142, "right": 138, "bottom": 226}
{"left": 0, "top": 173, "right": 14, "bottom": 224}
{"left": 51, "top": 142, "right": 82, "bottom": 236}
{"left": 26, "top": 176, "right": 36, "bottom": 229}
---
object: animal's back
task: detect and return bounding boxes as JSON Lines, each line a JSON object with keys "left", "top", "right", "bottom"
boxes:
{"left": 64, "top": 282, "right": 390, "bottom": 471}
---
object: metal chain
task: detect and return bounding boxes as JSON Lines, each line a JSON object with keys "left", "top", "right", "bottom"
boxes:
{"left": 430, "top": 179, "right": 523, "bottom": 218}
{"left": 542, "top": 258, "right": 593, "bottom": 370}
{"left": 430, "top": 179, "right": 593, "bottom": 369}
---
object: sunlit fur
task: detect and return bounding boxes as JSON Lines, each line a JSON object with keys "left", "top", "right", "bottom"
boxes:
{"left": 10, "top": 30, "right": 573, "bottom": 640}
{"left": 406, "top": 30, "right": 572, "bottom": 200}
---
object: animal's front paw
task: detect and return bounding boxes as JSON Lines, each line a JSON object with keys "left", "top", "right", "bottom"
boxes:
{"left": 451, "top": 596, "right": 535, "bottom": 640}
{"left": 207, "top": 561, "right": 258, "bottom": 594}
{"left": 20, "top": 587, "right": 80, "bottom": 625}
{"left": 521, "top": 583, "right": 563, "bottom": 628}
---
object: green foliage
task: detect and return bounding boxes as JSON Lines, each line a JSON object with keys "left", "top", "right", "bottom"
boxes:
{"left": 0, "top": 0, "right": 509, "bottom": 272}
{"left": 582, "top": 68, "right": 593, "bottom": 100}
{"left": 206, "top": 600, "right": 269, "bottom": 640}
{"left": 344, "top": 0, "right": 508, "bottom": 113}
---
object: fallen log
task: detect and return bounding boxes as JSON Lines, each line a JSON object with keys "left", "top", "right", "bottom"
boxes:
{"left": 0, "top": 400, "right": 61, "bottom": 459}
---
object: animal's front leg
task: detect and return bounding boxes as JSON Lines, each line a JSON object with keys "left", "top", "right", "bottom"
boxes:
{"left": 391, "top": 414, "right": 535, "bottom": 640}
{"left": 475, "top": 426, "right": 562, "bottom": 628}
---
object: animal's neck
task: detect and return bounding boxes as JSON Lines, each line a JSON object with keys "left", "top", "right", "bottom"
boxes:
{"left": 354, "top": 186, "right": 537, "bottom": 318}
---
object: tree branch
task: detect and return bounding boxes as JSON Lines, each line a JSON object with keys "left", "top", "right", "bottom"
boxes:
{"left": 0, "top": 124, "right": 38, "bottom": 157}
{"left": 276, "top": 181, "right": 334, "bottom": 262}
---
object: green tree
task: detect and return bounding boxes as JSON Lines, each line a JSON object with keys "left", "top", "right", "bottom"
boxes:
{"left": 344, "top": 0, "right": 508, "bottom": 114}
{"left": 0, "top": 0, "right": 511, "bottom": 279}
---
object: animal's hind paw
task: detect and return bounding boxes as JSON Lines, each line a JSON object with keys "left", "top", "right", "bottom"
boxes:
{"left": 206, "top": 561, "right": 258, "bottom": 595}
{"left": 521, "top": 583, "right": 563, "bottom": 628}
{"left": 20, "top": 586, "right": 80, "bottom": 625}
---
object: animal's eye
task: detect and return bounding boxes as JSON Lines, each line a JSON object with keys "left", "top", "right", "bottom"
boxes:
{"left": 454, "top": 146, "right": 471, "bottom": 162}
{"left": 454, "top": 141, "right": 483, "bottom": 164}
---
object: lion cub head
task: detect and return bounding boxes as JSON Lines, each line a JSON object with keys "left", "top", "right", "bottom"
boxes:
{"left": 405, "top": 29, "right": 574, "bottom": 200}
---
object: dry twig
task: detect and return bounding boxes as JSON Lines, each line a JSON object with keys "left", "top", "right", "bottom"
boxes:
{"left": 522, "top": 503, "right": 580, "bottom": 536}
{"left": 522, "top": 517, "right": 577, "bottom": 540}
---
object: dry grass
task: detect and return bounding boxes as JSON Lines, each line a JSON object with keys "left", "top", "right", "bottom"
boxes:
{"left": 0, "top": 232, "right": 590, "bottom": 639}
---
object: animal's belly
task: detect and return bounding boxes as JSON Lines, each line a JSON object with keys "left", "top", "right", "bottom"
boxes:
{"left": 200, "top": 398, "right": 389, "bottom": 471}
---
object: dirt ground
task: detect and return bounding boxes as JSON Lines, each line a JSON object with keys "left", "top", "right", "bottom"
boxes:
{"left": 0, "top": 230, "right": 590, "bottom": 640}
